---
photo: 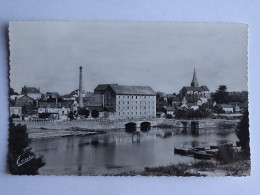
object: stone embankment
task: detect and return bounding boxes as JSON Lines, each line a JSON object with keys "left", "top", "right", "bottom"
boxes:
{"left": 18, "top": 118, "right": 239, "bottom": 131}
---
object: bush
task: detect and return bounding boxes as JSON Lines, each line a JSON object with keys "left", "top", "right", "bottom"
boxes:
{"left": 216, "top": 146, "right": 235, "bottom": 164}
{"left": 68, "top": 111, "right": 74, "bottom": 120}
{"left": 78, "top": 108, "right": 90, "bottom": 118}
{"left": 166, "top": 114, "right": 173, "bottom": 119}
{"left": 91, "top": 109, "right": 99, "bottom": 118}
{"left": 38, "top": 113, "right": 50, "bottom": 119}
{"left": 11, "top": 114, "right": 20, "bottom": 118}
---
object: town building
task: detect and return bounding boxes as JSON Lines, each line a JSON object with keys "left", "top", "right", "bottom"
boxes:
{"left": 11, "top": 95, "right": 35, "bottom": 107}
{"left": 9, "top": 106, "right": 22, "bottom": 118}
{"left": 21, "top": 85, "right": 41, "bottom": 100}
{"left": 38, "top": 100, "right": 78, "bottom": 120}
{"left": 180, "top": 68, "right": 210, "bottom": 99}
{"left": 219, "top": 104, "right": 234, "bottom": 113}
{"left": 94, "top": 84, "right": 156, "bottom": 119}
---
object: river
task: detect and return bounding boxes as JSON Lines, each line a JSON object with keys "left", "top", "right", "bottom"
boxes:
{"left": 30, "top": 127, "right": 238, "bottom": 175}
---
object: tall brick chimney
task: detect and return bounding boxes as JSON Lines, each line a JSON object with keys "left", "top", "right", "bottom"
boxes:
{"left": 79, "top": 66, "right": 84, "bottom": 108}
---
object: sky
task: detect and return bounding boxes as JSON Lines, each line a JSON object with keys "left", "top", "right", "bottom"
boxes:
{"left": 9, "top": 22, "right": 248, "bottom": 94}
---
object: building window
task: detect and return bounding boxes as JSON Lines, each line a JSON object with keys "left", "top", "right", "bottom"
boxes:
{"left": 127, "top": 106, "right": 129, "bottom": 109}
{"left": 127, "top": 101, "right": 129, "bottom": 104}
{"left": 131, "top": 112, "right": 133, "bottom": 115}
{"left": 123, "top": 101, "right": 124, "bottom": 104}
{"left": 136, "top": 96, "right": 137, "bottom": 99}
{"left": 140, "top": 112, "right": 142, "bottom": 115}
{"left": 136, "top": 106, "right": 137, "bottom": 109}
{"left": 123, "top": 112, "right": 124, "bottom": 115}
{"left": 136, "top": 112, "right": 137, "bottom": 115}
{"left": 132, "top": 96, "right": 133, "bottom": 99}
{"left": 127, "top": 112, "right": 129, "bottom": 115}
{"left": 119, "top": 112, "right": 120, "bottom": 116}
{"left": 128, "top": 96, "right": 129, "bottom": 99}
{"left": 119, "top": 101, "right": 120, "bottom": 104}
{"left": 144, "top": 96, "right": 146, "bottom": 99}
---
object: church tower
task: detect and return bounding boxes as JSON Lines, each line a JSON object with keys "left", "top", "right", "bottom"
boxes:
{"left": 191, "top": 68, "right": 199, "bottom": 87}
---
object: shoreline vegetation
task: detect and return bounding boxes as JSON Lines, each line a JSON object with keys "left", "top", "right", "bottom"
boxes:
{"left": 104, "top": 153, "right": 250, "bottom": 177}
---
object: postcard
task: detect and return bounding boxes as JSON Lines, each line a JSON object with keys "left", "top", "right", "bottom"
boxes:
{"left": 8, "top": 22, "right": 250, "bottom": 176}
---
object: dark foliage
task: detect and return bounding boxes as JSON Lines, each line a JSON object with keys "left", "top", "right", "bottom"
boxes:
{"left": 213, "top": 106, "right": 225, "bottom": 114}
{"left": 9, "top": 87, "right": 18, "bottom": 95}
{"left": 91, "top": 109, "right": 99, "bottom": 118}
{"left": 38, "top": 113, "right": 50, "bottom": 119}
{"left": 227, "top": 91, "right": 248, "bottom": 103}
{"left": 175, "top": 107, "right": 212, "bottom": 120}
{"left": 236, "top": 111, "right": 250, "bottom": 152}
{"left": 68, "top": 111, "right": 74, "bottom": 120}
{"left": 78, "top": 108, "right": 90, "bottom": 118}
{"left": 11, "top": 114, "right": 20, "bottom": 118}
{"left": 8, "top": 118, "right": 45, "bottom": 175}
{"left": 212, "top": 85, "right": 229, "bottom": 104}
{"left": 166, "top": 114, "right": 173, "bottom": 119}
{"left": 216, "top": 146, "right": 235, "bottom": 164}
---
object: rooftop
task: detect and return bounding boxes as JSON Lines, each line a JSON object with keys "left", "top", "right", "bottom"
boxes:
{"left": 182, "top": 86, "right": 209, "bottom": 91}
{"left": 94, "top": 84, "right": 156, "bottom": 96}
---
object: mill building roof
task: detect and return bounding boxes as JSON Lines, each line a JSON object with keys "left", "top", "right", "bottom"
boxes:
{"left": 94, "top": 84, "right": 156, "bottom": 96}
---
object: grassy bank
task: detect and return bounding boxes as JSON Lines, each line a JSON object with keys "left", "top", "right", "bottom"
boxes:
{"left": 104, "top": 159, "right": 250, "bottom": 176}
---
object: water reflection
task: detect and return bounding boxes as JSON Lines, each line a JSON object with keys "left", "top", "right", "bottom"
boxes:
{"left": 30, "top": 127, "right": 238, "bottom": 175}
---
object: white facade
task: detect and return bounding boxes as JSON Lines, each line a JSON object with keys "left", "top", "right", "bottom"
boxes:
{"left": 115, "top": 95, "right": 156, "bottom": 119}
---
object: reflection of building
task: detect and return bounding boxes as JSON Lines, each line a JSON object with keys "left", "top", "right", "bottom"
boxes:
{"left": 180, "top": 68, "right": 210, "bottom": 99}
{"left": 21, "top": 85, "right": 41, "bottom": 100}
{"left": 94, "top": 84, "right": 156, "bottom": 119}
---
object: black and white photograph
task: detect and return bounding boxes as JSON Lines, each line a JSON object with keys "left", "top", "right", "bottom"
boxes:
{"left": 8, "top": 21, "right": 250, "bottom": 176}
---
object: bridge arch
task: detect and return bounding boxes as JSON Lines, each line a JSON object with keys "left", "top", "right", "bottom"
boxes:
{"left": 125, "top": 122, "right": 136, "bottom": 132}
{"left": 140, "top": 122, "right": 151, "bottom": 131}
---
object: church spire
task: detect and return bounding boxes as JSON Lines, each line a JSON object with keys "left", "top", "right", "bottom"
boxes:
{"left": 191, "top": 68, "right": 199, "bottom": 87}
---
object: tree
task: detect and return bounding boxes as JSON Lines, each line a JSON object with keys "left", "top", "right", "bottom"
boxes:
{"left": 68, "top": 111, "right": 74, "bottom": 120}
{"left": 9, "top": 87, "right": 18, "bottom": 95}
{"left": 236, "top": 111, "right": 250, "bottom": 152}
{"left": 212, "top": 85, "right": 229, "bottom": 104}
{"left": 8, "top": 118, "right": 45, "bottom": 175}
{"left": 91, "top": 109, "right": 99, "bottom": 118}
{"left": 78, "top": 108, "right": 90, "bottom": 118}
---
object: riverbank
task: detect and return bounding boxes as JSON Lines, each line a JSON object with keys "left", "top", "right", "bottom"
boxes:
{"left": 104, "top": 159, "right": 250, "bottom": 176}
{"left": 27, "top": 127, "right": 106, "bottom": 139}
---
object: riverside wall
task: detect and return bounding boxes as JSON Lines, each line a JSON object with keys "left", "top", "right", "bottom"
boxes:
{"left": 18, "top": 118, "right": 239, "bottom": 131}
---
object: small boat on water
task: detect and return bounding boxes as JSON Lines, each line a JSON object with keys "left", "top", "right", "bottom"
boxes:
{"left": 194, "top": 146, "right": 206, "bottom": 151}
{"left": 174, "top": 147, "right": 194, "bottom": 156}
{"left": 210, "top": 145, "right": 219, "bottom": 149}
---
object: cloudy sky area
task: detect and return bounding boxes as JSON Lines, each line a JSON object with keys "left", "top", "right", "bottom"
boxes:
{"left": 9, "top": 22, "right": 248, "bottom": 94}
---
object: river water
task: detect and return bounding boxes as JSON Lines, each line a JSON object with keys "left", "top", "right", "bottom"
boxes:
{"left": 30, "top": 127, "right": 238, "bottom": 175}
